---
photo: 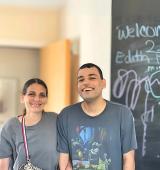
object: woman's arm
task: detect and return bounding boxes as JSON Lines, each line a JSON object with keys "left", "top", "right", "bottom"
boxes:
{"left": 0, "top": 158, "right": 10, "bottom": 170}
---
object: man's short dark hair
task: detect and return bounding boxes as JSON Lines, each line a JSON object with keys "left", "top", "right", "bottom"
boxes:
{"left": 79, "top": 63, "right": 103, "bottom": 79}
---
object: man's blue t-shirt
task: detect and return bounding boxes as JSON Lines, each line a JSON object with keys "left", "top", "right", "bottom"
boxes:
{"left": 57, "top": 101, "right": 137, "bottom": 170}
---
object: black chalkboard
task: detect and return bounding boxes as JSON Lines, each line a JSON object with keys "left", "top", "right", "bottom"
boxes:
{"left": 111, "top": 1, "right": 160, "bottom": 170}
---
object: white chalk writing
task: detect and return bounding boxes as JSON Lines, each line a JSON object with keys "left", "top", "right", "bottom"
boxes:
{"left": 117, "top": 23, "right": 160, "bottom": 40}
{"left": 115, "top": 40, "right": 160, "bottom": 65}
{"left": 113, "top": 22, "right": 160, "bottom": 157}
{"left": 112, "top": 69, "right": 160, "bottom": 156}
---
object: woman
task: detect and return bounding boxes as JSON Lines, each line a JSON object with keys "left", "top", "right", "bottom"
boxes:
{"left": 0, "top": 78, "right": 58, "bottom": 170}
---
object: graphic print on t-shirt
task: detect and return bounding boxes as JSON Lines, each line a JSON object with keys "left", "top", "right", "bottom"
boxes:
{"left": 71, "top": 126, "right": 111, "bottom": 170}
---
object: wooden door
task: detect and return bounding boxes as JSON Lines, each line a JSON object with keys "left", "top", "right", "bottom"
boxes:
{"left": 40, "top": 39, "right": 71, "bottom": 113}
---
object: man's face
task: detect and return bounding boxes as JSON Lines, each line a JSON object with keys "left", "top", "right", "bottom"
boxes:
{"left": 77, "top": 67, "right": 106, "bottom": 102}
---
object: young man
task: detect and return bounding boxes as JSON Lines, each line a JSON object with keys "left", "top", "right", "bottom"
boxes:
{"left": 57, "top": 63, "right": 137, "bottom": 170}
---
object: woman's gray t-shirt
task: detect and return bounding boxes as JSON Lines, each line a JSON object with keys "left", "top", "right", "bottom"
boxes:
{"left": 0, "top": 112, "right": 58, "bottom": 170}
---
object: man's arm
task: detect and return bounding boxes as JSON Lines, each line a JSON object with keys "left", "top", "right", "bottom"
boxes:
{"left": 0, "top": 158, "right": 9, "bottom": 170}
{"left": 59, "top": 153, "right": 72, "bottom": 170}
{"left": 123, "top": 150, "right": 135, "bottom": 170}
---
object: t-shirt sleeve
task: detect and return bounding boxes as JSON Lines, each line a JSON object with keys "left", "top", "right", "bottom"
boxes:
{"left": 121, "top": 107, "right": 137, "bottom": 154}
{"left": 0, "top": 124, "right": 13, "bottom": 158}
{"left": 56, "top": 111, "right": 69, "bottom": 153}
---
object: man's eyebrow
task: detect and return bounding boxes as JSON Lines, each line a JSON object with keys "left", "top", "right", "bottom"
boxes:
{"left": 78, "top": 74, "right": 98, "bottom": 79}
{"left": 88, "top": 74, "right": 97, "bottom": 77}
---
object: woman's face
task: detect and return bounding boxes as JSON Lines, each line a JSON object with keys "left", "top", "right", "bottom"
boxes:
{"left": 21, "top": 83, "right": 48, "bottom": 114}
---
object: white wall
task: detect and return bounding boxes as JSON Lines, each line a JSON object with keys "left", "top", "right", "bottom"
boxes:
{"left": 60, "top": 0, "right": 111, "bottom": 100}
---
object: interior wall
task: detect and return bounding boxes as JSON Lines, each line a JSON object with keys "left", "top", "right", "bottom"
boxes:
{"left": 59, "top": 0, "right": 111, "bottom": 100}
{"left": 0, "top": 47, "right": 40, "bottom": 119}
{"left": 0, "top": 5, "right": 60, "bottom": 47}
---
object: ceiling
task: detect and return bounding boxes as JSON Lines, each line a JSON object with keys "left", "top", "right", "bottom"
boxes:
{"left": 0, "top": 0, "right": 66, "bottom": 8}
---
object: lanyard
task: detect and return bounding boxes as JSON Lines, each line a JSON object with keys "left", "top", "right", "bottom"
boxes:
{"left": 21, "top": 115, "right": 30, "bottom": 161}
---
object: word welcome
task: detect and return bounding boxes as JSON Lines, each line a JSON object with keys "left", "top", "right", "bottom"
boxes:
{"left": 116, "top": 23, "right": 160, "bottom": 40}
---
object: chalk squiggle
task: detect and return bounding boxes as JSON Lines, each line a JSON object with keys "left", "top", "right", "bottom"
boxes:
{"left": 112, "top": 69, "right": 160, "bottom": 156}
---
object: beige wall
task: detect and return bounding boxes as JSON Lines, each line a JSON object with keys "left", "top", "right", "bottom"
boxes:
{"left": 0, "top": 5, "right": 60, "bottom": 47}
{"left": 0, "top": 47, "right": 40, "bottom": 122}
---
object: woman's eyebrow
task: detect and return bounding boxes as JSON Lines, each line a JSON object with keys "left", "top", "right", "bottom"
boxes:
{"left": 27, "top": 91, "right": 35, "bottom": 93}
{"left": 77, "top": 75, "right": 84, "bottom": 79}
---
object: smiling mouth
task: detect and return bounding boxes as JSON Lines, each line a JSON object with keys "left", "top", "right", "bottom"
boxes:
{"left": 83, "top": 87, "right": 94, "bottom": 92}
{"left": 31, "top": 104, "right": 41, "bottom": 107}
